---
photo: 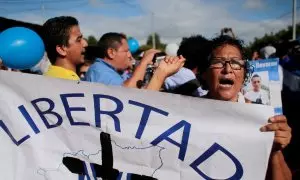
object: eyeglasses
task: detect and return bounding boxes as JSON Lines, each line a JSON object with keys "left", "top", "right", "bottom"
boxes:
{"left": 209, "top": 58, "right": 245, "bottom": 70}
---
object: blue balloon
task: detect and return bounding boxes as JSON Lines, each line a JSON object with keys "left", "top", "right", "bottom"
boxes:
{"left": 128, "top": 38, "right": 139, "bottom": 54}
{"left": 0, "top": 27, "right": 45, "bottom": 70}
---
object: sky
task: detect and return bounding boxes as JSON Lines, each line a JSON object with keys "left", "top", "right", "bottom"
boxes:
{"left": 0, "top": 0, "right": 298, "bottom": 45}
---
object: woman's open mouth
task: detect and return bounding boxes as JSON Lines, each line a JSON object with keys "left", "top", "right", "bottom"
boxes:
{"left": 219, "top": 78, "right": 234, "bottom": 88}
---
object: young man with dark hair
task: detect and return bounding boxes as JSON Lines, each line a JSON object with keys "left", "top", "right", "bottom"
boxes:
{"left": 164, "top": 35, "right": 210, "bottom": 96}
{"left": 85, "top": 32, "right": 184, "bottom": 90}
{"left": 244, "top": 74, "right": 269, "bottom": 105}
{"left": 177, "top": 35, "right": 210, "bottom": 74}
{"left": 42, "top": 16, "right": 88, "bottom": 80}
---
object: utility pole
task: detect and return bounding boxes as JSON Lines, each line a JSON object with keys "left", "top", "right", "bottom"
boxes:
{"left": 41, "top": 0, "right": 45, "bottom": 23}
{"left": 151, "top": 12, "right": 156, "bottom": 49}
{"left": 292, "top": 0, "right": 297, "bottom": 40}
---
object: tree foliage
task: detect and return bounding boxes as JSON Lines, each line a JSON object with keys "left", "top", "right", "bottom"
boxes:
{"left": 145, "top": 33, "right": 166, "bottom": 51}
{"left": 242, "top": 24, "right": 300, "bottom": 59}
{"left": 248, "top": 24, "right": 300, "bottom": 51}
{"left": 86, "top": 35, "right": 97, "bottom": 46}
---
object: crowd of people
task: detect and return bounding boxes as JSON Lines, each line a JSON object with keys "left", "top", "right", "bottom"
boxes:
{"left": 0, "top": 15, "right": 299, "bottom": 179}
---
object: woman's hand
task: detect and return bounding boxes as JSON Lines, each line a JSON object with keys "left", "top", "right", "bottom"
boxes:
{"left": 260, "top": 115, "right": 291, "bottom": 151}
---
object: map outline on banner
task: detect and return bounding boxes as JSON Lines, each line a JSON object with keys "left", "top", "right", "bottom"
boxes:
{"left": 37, "top": 132, "right": 165, "bottom": 180}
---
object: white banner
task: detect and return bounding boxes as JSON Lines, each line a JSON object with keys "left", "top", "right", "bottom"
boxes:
{"left": 0, "top": 71, "right": 274, "bottom": 180}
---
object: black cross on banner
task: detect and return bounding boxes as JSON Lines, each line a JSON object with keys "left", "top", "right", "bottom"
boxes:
{"left": 63, "top": 132, "right": 158, "bottom": 180}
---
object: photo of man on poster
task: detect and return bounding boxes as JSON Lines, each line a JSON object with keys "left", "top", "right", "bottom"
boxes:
{"left": 245, "top": 74, "right": 270, "bottom": 105}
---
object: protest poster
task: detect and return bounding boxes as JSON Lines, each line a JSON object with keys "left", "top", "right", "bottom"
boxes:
{"left": 243, "top": 58, "right": 283, "bottom": 115}
{"left": 0, "top": 71, "right": 274, "bottom": 180}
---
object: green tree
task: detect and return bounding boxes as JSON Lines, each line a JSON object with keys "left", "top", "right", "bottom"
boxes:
{"left": 139, "top": 44, "right": 153, "bottom": 52}
{"left": 86, "top": 35, "right": 97, "bottom": 45}
{"left": 248, "top": 24, "right": 300, "bottom": 52}
{"left": 146, "top": 33, "right": 166, "bottom": 51}
{"left": 244, "top": 23, "right": 300, "bottom": 59}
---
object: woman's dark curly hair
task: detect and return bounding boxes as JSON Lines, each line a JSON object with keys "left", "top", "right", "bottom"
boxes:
{"left": 198, "top": 35, "right": 252, "bottom": 89}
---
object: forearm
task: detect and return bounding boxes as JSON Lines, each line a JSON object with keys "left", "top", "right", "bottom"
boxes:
{"left": 146, "top": 68, "right": 167, "bottom": 91}
{"left": 123, "top": 62, "right": 148, "bottom": 88}
{"left": 266, "top": 151, "right": 292, "bottom": 180}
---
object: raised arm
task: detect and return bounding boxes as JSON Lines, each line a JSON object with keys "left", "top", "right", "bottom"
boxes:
{"left": 261, "top": 115, "right": 292, "bottom": 180}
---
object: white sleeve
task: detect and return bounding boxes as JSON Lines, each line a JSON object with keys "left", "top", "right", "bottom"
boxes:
{"left": 244, "top": 92, "right": 253, "bottom": 101}
{"left": 261, "top": 91, "right": 270, "bottom": 105}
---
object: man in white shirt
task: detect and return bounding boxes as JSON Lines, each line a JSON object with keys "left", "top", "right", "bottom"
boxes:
{"left": 245, "top": 74, "right": 270, "bottom": 105}
{"left": 163, "top": 35, "right": 210, "bottom": 96}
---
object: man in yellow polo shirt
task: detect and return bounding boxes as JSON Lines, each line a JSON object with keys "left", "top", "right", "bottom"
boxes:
{"left": 42, "top": 16, "right": 87, "bottom": 80}
{"left": 44, "top": 65, "right": 79, "bottom": 80}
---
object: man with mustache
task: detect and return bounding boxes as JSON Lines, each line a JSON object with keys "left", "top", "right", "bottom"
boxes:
{"left": 42, "top": 16, "right": 88, "bottom": 80}
{"left": 86, "top": 32, "right": 185, "bottom": 90}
